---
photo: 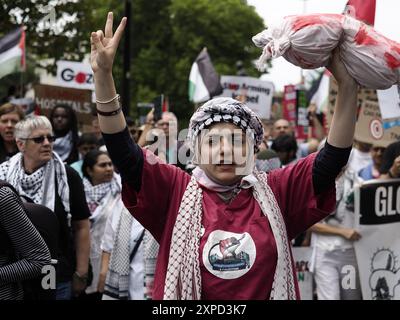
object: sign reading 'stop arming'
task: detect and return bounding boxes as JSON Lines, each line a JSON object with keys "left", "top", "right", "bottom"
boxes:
{"left": 219, "top": 76, "right": 274, "bottom": 119}
{"left": 56, "top": 60, "right": 94, "bottom": 90}
{"left": 359, "top": 179, "right": 400, "bottom": 225}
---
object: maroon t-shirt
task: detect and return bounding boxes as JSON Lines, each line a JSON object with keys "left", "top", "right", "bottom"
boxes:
{"left": 122, "top": 150, "right": 335, "bottom": 300}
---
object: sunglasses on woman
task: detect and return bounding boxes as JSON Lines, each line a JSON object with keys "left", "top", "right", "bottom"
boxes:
{"left": 21, "top": 135, "right": 57, "bottom": 144}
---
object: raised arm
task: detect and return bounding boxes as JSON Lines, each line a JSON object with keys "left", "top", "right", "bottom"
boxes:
{"left": 91, "top": 12, "right": 127, "bottom": 134}
{"left": 311, "top": 49, "right": 358, "bottom": 195}
{"left": 326, "top": 48, "right": 358, "bottom": 148}
{"left": 90, "top": 13, "right": 144, "bottom": 191}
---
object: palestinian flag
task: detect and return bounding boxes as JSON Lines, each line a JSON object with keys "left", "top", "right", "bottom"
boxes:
{"left": 189, "top": 48, "right": 223, "bottom": 103}
{"left": 309, "top": 69, "right": 331, "bottom": 113}
{"left": 162, "top": 95, "right": 169, "bottom": 112}
{"left": 0, "top": 27, "right": 26, "bottom": 79}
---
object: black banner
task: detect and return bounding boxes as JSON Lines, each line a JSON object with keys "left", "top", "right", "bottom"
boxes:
{"left": 359, "top": 179, "right": 400, "bottom": 225}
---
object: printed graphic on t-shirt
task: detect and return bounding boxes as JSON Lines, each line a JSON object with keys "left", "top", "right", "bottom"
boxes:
{"left": 202, "top": 230, "right": 256, "bottom": 279}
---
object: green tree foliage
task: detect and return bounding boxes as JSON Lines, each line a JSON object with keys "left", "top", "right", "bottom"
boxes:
{"left": 0, "top": 0, "right": 265, "bottom": 126}
{"left": 0, "top": 0, "right": 102, "bottom": 99}
{"left": 0, "top": 1, "right": 100, "bottom": 72}
{"left": 131, "top": 0, "right": 265, "bottom": 126}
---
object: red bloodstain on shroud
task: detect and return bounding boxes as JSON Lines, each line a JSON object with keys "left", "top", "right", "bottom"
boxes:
{"left": 354, "top": 25, "right": 378, "bottom": 46}
{"left": 290, "top": 14, "right": 342, "bottom": 32}
{"left": 384, "top": 52, "right": 400, "bottom": 70}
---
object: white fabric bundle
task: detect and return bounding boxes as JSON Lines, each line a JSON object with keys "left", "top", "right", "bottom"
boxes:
{"left": 252, "top": 14, "right": 400, "bottom": 89}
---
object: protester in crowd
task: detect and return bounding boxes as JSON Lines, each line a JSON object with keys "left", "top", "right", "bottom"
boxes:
{"left": 306, "top": 103, "right": 326, "bottom": 141}
{"left": 271, "top": 104, "right": 325, "bottom": 159}
{"left": 78, "top": 150, "right": 120, "bottom": 299}
{"left": 138, "top": 109, "right": 189, "bottom": 170}
{"left": 126, "top": 116, "right": 140, "bottom": 142}
{"left": 98, "top": 197, "right": 159, "bottom": 300}
{"left": 309, "top": 166, "right": 363, "bottom": 300}
{"left": 0, "top": 103, "right": 24, "bottom": 163}
{"left": 91, "top": 13, "right": 358, "bottom": 299}
{"left": 379, "top": 140, "right": 400, "bottom": 178}
{"left": 0, "top": 182, "right": 51, "bottom": 300}
{"left": 309, "top": 141, "right": 371, "bottom": 300}
{"left": 296, "top": 105, "right": 326, "bottom": 158}
{"left": 255, "top": 149, "right": 281, "bottom": 173}
{"left": 21, "top": 201, "right": 59, "bottom": 300}
{"left": 259, "top": 119, "right": 274, "bottom": 151}
{"left": 271, "top": 134, "right": 298, "bottom": 166}
{"left": 91, "top": 117, "right": 105, "bottom": 146}
{"left": 308, "top": 140, "right": 372, "bottom": 300}
{"left": 70, "top": 133, "right": 99, "bottom": 178}
{"left": 0, "top": 116, "right": 90, "bottom": 300}
{"left": 298, "top": 138, "right": 320, "bottom": 158}
{"left": 347, "top": 140, "right": 372, "bottom": 174}
{"left": 50, "top": 104, "right": 80, "bottom": 164}
{"left": 358, "top": 143, "right": 386, "bottom": 180}
{"left": 271, "top": 118, "right": 292, "bottom": 139}
{"left": 79, "top": 151, "right": 159, "bottom": 300}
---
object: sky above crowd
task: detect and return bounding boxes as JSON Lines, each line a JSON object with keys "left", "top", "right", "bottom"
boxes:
{"left": 247, "top": 0, "right": 400, "bottom": 92}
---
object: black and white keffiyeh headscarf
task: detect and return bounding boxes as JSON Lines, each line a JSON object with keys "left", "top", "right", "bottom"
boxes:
{"left": 0, "top": 151, "right": 70, "bottom": 214}
{"left": 187, "top": 97, "right": 264, "bottom": 154}
{"left": 163, "top": 97, "right": 297, "bottom": 300}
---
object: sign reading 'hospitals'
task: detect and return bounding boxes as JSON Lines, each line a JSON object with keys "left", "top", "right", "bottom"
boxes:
{"left": 34, "top": 84, "right": 93, "bottom": 125}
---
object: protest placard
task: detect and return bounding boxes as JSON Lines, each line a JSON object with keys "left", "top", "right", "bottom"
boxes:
{"left": 354, "top": 179, "right": 400, "bottom": 300}
{"left": 292, "top": 247, "right": 314, "bottom": 300}
{"left": 220, "top": 76, "right": 274, "bottom": 119}
{"left": 34, "top": 84, "right": 93, "bottom": 126}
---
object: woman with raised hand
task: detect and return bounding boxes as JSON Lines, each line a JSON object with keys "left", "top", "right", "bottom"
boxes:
{"left": 90, "top": 12, "right": 358, "bottom": 300}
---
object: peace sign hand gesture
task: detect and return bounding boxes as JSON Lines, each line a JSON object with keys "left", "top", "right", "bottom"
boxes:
{"left": 90, "top": 12, "right": 126, "bottom": 74}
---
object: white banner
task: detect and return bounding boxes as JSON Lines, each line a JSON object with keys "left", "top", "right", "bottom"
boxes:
{"left": 377, "top": 85, "right": 400, "bottom": 120}
{"left": 354, "top": 179, "right": 400, "bottom": 300}
{"left": 292, "top": 247, "right": 314, "bottom": 300}
{"left": 56, "top": 60, "right": 94, "bottom": 91}
{"left": 219, "top": 76, "right": 274, "bottom": 119}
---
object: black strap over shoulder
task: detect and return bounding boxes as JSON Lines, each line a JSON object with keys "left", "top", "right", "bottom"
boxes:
{"left": 129, "top": 230, "right": 145, "bottom": 263}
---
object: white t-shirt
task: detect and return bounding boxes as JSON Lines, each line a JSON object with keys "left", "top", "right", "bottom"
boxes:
{"left": 347, "top": 148, "right": 372, "bottom": 174}
{"left": 312, "top": 169, "right": 358, "bottom": 251}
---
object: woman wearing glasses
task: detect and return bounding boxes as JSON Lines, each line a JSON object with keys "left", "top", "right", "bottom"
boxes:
{"left": 0, "top": 116, "right": 91, "bottom": 300}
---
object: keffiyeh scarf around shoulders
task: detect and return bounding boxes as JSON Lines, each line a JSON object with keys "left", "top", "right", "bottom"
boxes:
{"left": 53, "top": 131, "right": 73, "bottom": 161}
{"left": 164, "top": 97, "right": 296, "bottom": 299}
{"left": 163, "top": 168, "right": 297, "bottom": 300}
{"left": 83, "top": 174, "right": 121, "bottom": 214}
{"left": 0, "top": 151, "right": 70, "bottom": 214}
